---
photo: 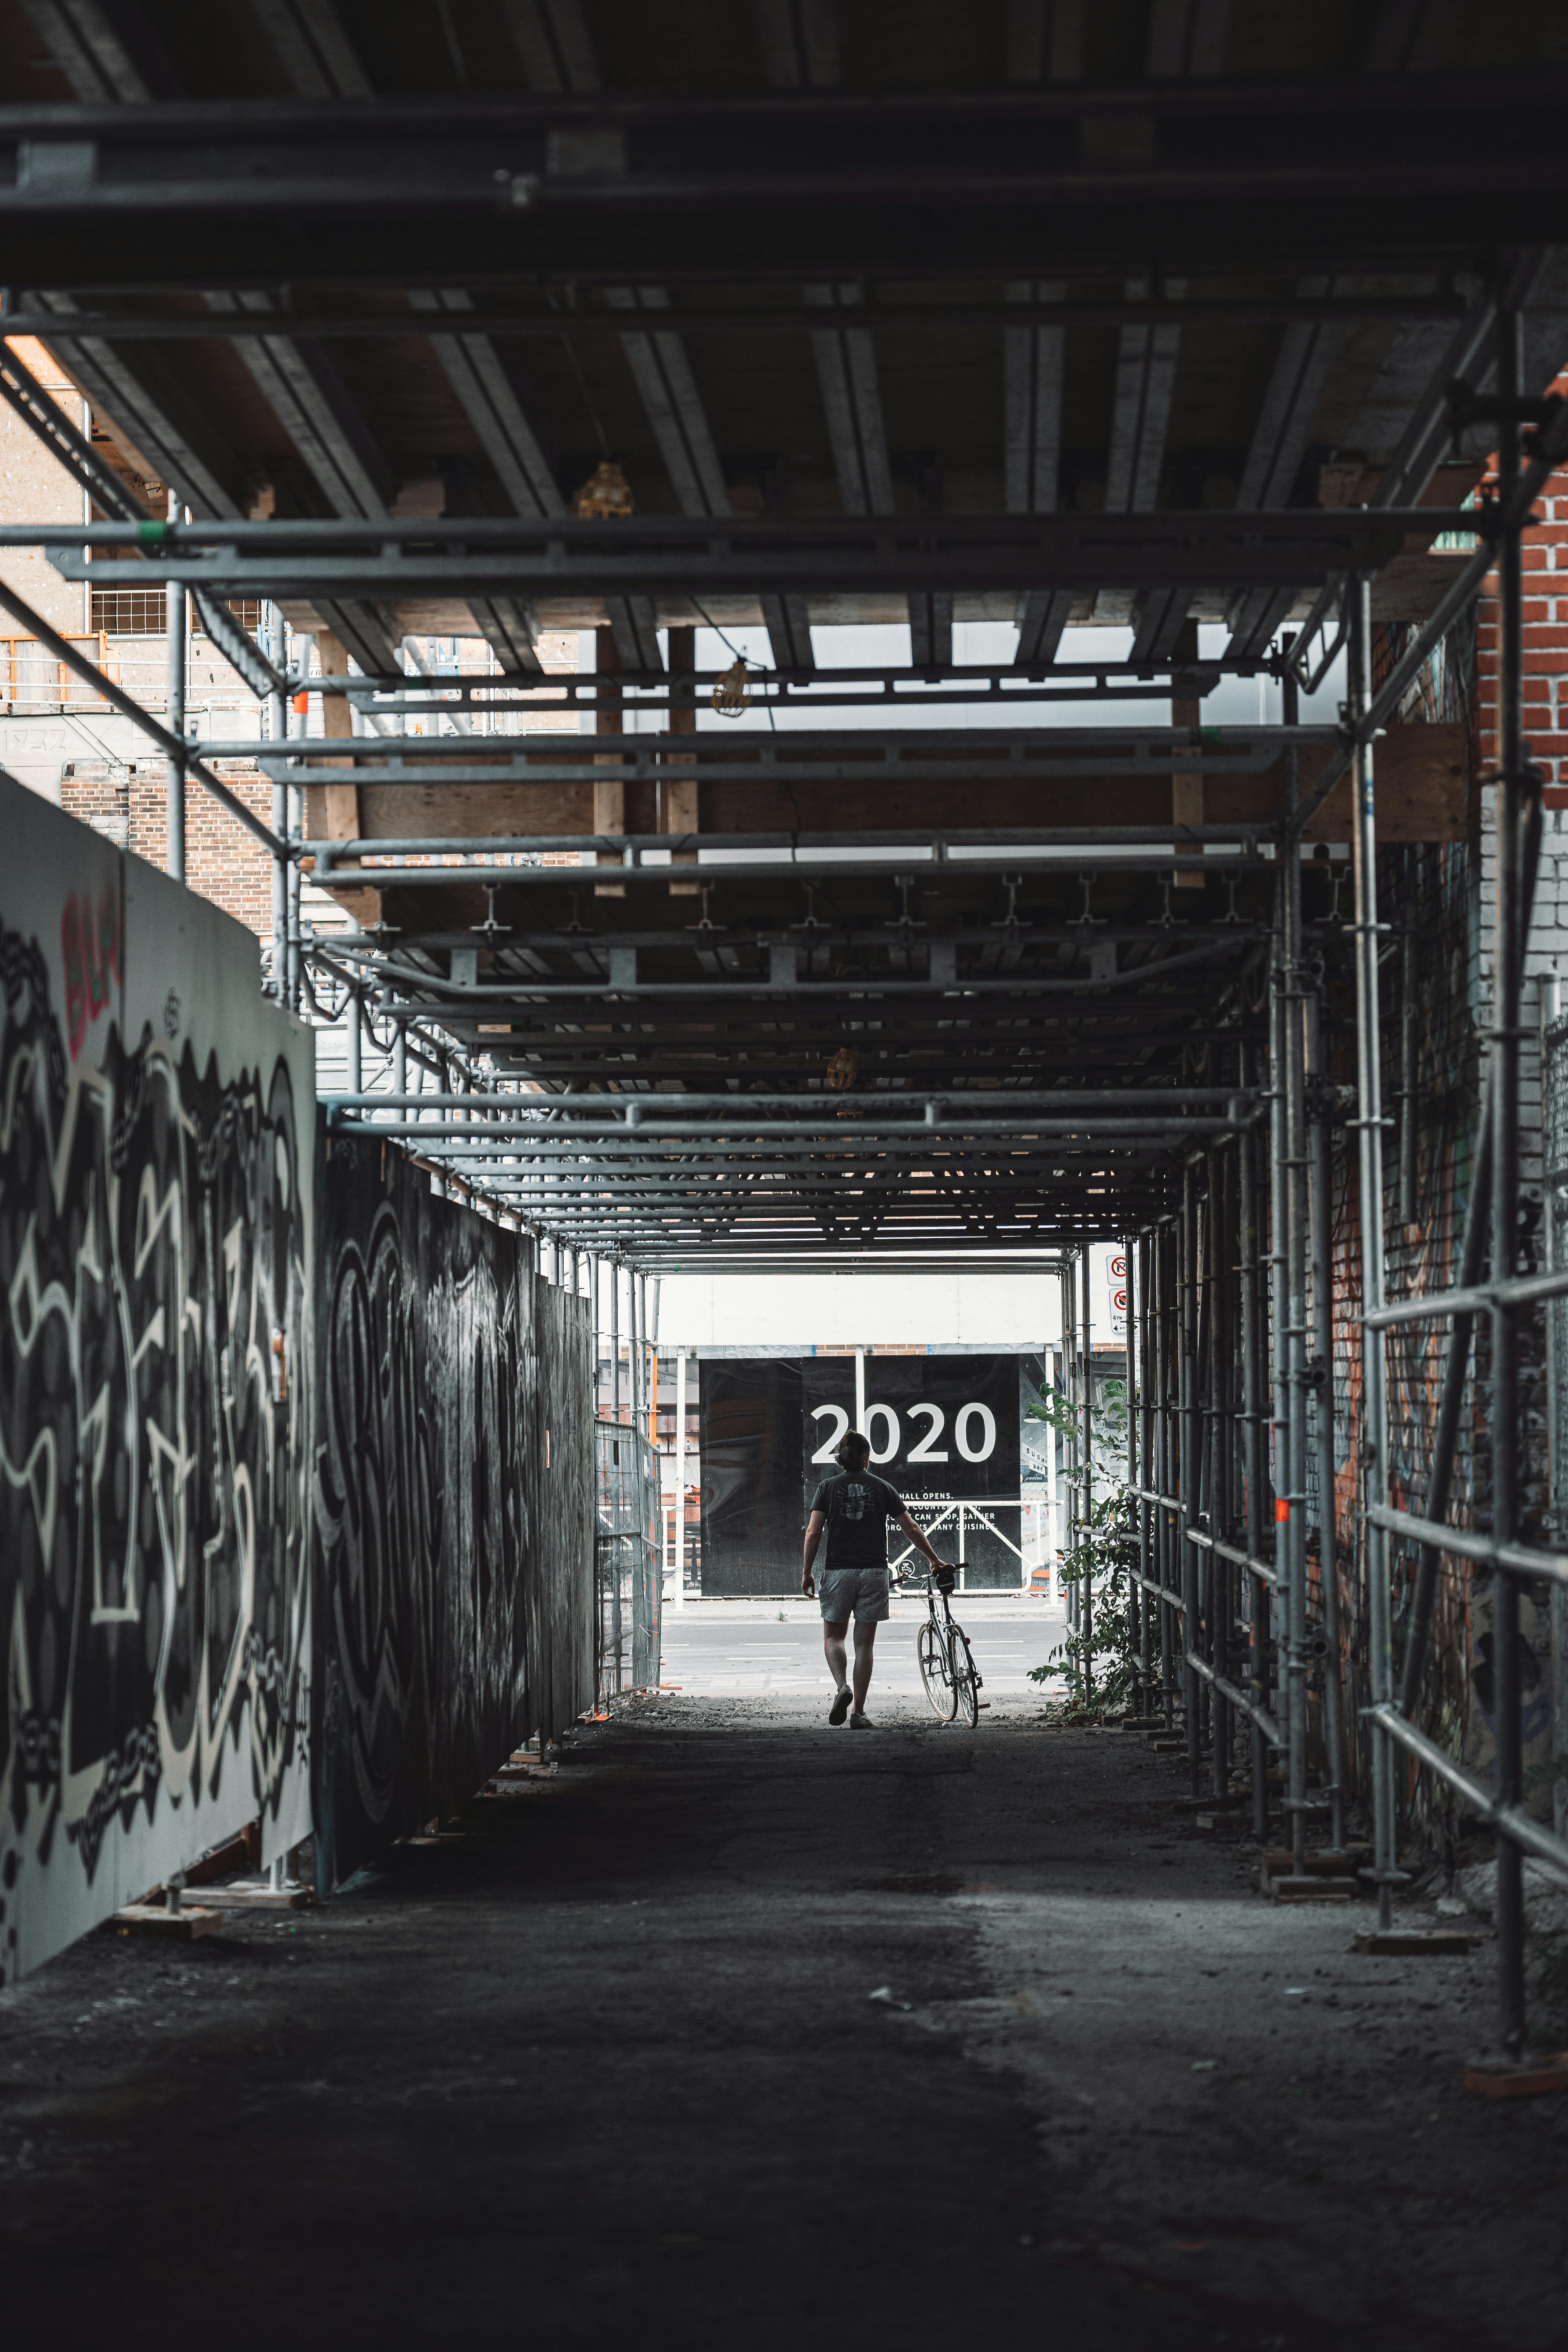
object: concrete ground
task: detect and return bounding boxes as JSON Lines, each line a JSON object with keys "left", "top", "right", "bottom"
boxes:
{"left": 3, "top": 1661, "right": 1565, "bottom": 2349}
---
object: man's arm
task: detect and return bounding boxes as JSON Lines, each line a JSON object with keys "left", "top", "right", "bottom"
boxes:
{"left": 896, "top": 1509, "right": 949, "bottom": 1570}
{"left": 802, "top": 1508, "right": 826, "bottom": 1596}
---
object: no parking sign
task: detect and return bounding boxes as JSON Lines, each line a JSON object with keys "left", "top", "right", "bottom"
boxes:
{"left": 1103, "top": 1248, "right": 1128, "bottom": 1341}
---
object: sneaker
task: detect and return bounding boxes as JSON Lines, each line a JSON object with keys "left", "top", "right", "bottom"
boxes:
{"left": 849, "top": 1711, "right": 877, "bottom": 1729}
{"left": 828, "top": 1684, "right": 853, "bottom": 1727}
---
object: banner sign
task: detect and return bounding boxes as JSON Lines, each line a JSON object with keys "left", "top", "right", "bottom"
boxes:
{"left": 700, "top": 1355, "right": 1022, "bottom": 1595}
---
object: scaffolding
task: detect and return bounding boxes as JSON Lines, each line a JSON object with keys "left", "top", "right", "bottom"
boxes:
{"left": 1094, "top": 308, "right": 1568, "bottom": 2078}
{"left": 2, "top": 40, "right": 1567, "bottom": 2082}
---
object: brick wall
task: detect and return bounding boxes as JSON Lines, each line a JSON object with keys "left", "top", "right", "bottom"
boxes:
{"left": 60, "top": 759, "right": 278, "bottom": 948}
{"left": 1474, "top": 369, "right": 1568, "bottom": 797}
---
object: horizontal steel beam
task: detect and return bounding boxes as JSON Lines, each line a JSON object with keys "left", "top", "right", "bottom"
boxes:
{"left": 258, "top": 659, "right": 1266, "bottom": 703}
{"left": 1367, "top": 1501, "right": 1568, "bottom": 1591}
{"left": 323, "top": 1086, "right": 1247, "bottom": 1114}
{"left": 308, "top": 853, "right": 1266, "bottom": 891}
{"left": 1367, "top": 1704, "right": 1568, "bottom": 1880}
{"left": 390, "top": 917, "right": 1265, "bottom": 950}
{"left": 1187, "top": 1525, "right": 1281, "bottom": 1592}
{"left": 312, "top": 823, "right": 1276, "bottom": 860}
{"left": 283, "top": 755, "right": 1282, "bottom": 787}
{"left": 209, "top": 660, "right": 1263, "bottom": 710}
{"left": 0, "top": 291, "right": 1474, "bottom": 342}
{"left": 1363, "top": 1263, "right": 1568, "bottom": 1328}
{"left": 270, "top": 722, "right": 1334, "bottom": 764}
{"left": 1185, "top": 1650, "right": 1283, "bottom": 1748}
{"left": 0, "top": 80, "right": 1559, "bottom": 285}
{"left": 45, "top": 510, "right": 1467, "bottom": 598}
{"left": 333, "top": 1115, "right": 1233, "bottom": 1139}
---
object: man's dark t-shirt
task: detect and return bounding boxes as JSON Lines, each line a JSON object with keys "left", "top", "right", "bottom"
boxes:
{"left": 810, "top": 1470, "right": 905, "bottom": 1572}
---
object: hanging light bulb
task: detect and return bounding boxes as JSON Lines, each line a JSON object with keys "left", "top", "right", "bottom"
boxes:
{"left": 826, "top": 1045, "right": 858, "bottom": 1091}
{"left": 574, "top": 459, "right": 634, "bottom": 519}
{"left": 711, "top": 655, "right": 751, "bottom": 718}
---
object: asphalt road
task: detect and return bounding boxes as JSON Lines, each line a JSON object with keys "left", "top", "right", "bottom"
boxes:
{"left": 660, "top": 1598, "right": 1067, "bottom": 1706}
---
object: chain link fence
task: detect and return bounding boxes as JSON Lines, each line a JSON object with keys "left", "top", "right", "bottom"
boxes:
{"left": 596, "top": 1419, "right": 661, "bottom": 1706}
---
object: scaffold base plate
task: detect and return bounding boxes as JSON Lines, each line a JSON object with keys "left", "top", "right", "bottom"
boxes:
{"left": 1352, "top": 1927, "right": 1486, "bottom": 1956}
{"left": 108, "top": 1904, "right": 224, "bottom": 1940}
{"left": 1263, "top": 1847, "right": 1365, "bottom": 1879}
{"left": 1265, "top": 1873, "right": 1357, "bottom": 1903}
{"left": 189, "top": 1881, "right": 313, "bottom": 1911}
{"left": 1463, "top": 2052, "right": 1568, "bottom": 2100}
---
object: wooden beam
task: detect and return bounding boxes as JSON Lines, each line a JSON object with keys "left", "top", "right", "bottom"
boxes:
{"left": 664, "top": 622, "right": 699, "bottom": 894}
{"left": 593, "top": 622, "right": 626, "bottom": 897}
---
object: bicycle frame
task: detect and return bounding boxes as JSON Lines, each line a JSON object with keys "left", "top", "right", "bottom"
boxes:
{"left": 903, "top": 1568, "right": 984, "bottom": 1721}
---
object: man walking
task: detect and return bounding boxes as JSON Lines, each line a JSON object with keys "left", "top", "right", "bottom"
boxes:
{"left": 802, "top": 1430, "right": 951, "bottom": 1727}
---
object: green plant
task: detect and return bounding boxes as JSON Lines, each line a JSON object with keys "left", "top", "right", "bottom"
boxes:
{"left": 1026, "top": 1377, "right": 1136, "bottom": 1710}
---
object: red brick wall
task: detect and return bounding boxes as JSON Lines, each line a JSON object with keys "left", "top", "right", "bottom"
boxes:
{"left": 1473, "top": 367, "right": 1568, "bottom": 801}
{"left": 60, "top": 760, "right": 277, "bottom": 942}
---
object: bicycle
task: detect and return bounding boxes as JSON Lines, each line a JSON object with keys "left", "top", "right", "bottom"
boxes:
{"left": 907, "top": 1566, "right": 983, "bottom": 1728}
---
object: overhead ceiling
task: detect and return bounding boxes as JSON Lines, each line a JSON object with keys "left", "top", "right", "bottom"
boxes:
{"left": 3, "top": 0, "right": 1565, "bottom": 1263}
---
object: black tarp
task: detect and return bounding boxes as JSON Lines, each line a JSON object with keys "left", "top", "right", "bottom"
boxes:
{"left": 698, "top": 1359, "right": 806, "bottom": 1595}
{"left": 699, "top": 1354, "right": 1024, "bottom": 1595}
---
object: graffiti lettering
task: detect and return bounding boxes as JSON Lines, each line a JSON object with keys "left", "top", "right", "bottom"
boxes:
{"left": 312, "top": 1155, "right": 591, "bottom": 1887}
{"left": 1, "top": 891, "right": 310, "bottom": 1981}
{"left": 60, "top": 886, "right": 120, "bottom": 1061}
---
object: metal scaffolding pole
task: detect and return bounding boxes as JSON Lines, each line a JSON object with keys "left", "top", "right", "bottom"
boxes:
{"left": 1138, "top": 1228, "right": 1155, "bottom": 1713}
{"left": 1283, "top": 702, "right": 1313, "bottom": 1873}
{"left": 1239, "top": 1039, "right": 1269, "bottom": 1843}
{"left": 1208, "top": 1143, "right": 1230, "bottom": 1803}
{"left": 674, "top": 1346, "right": 688, "bottom": 1609}
{"left": 1081, "top": 1245, "right": 1094, "bottom": 1699}
{"left": 267, "top": 602, "right": 287, "bottom": 999}
{"left": 1492, "top": 300, "right": 1528, "bottom": 2055}
{"left": 164, "top": 487, "right": 187, "bottom": 884}
{"left": 1159, "top": 1219, "right": 1178, "bottom": 1730}
{"left": 1349, "top": 571, "right": 1398, "bottom": 1934}
{"left": 1125, "top": 1230, "right": 1144, "bottom": 1706}
{"left": 1181, "top": 1162, "right": 1201, "bottom": 1795}
{"left": 285, "top": 677, "right": 303, "bottom": 1011}
{"left": 1306, "top": 987, "right": 1347, "bottom": 1851}
{"left": 632, "top": 1269, "right": 645, "bottom": 1685}
{"left": 1267, "top": 886, "right": 1299, "bottom": 1861}
{"left": 1061, "top": 1258, "right": 1079, "bottom": 1632}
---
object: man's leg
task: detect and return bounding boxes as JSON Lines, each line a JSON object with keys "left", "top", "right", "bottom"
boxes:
{"left": 852, "top": 1619, "right": 878, "bottom": 1712}
{"left": 823, "top": 1620, "right": 850, "bottom": 1691}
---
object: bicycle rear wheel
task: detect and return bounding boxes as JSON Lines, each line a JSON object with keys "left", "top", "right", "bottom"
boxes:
{"left": 950, "top": 1629, "right": 980, "bottom": 1727}
{"left": 918, "top": 1619, "right": 957, "bottom": 1720}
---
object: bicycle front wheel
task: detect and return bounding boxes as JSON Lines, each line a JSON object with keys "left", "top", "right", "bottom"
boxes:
{"left": 950, "top": 1630, "right": 980, "bottom": 1728}
{"left": 918, "top": 1619, "right": 957, "bottom": 1720}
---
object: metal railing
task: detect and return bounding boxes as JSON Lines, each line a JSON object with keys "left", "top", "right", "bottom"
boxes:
{"left": 1354, "top": 311, "right": 1568, "bottom": 2064}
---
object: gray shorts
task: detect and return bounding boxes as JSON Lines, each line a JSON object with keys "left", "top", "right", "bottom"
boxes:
{"left": 818, "top": 1567, "right": 890, "bottom": 1624}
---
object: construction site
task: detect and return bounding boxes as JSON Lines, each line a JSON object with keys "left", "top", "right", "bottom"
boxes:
{"left": 3, "top": 5, "right": 1568, "bottom": 2345}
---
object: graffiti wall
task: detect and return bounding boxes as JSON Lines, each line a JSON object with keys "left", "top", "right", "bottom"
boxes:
{"left": 0, "top": 779, "right": 314, "bottom": 1984}
{"left": 312, "top": 1141, "right": 593, "bottom": 1887}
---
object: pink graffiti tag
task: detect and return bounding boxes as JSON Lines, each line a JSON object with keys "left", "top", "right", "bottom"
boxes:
{"left": 62, "top": 886, "right": 122, "bottom": 1060}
